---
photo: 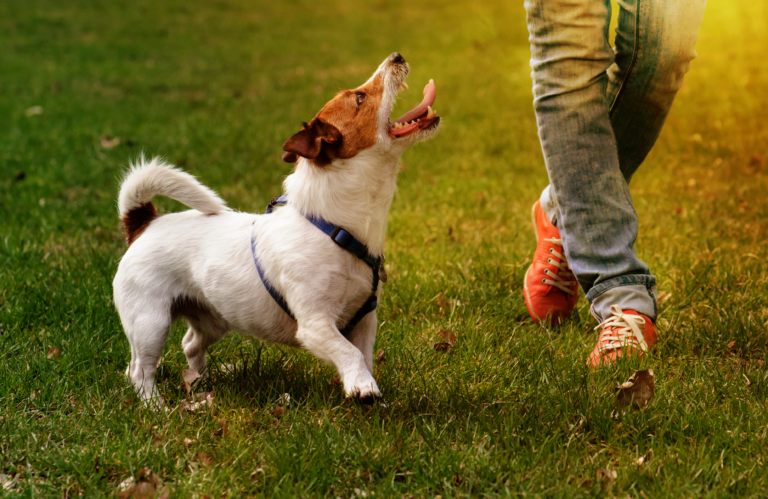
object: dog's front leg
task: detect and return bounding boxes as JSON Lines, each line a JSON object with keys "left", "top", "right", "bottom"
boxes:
{"left": 345, "top": 312, "right": 377, "bottom": 374}
{"left": 296, "top": 318, "right": 381, "bottom": 402}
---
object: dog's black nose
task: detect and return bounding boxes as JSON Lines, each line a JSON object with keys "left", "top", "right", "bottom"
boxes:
{"left": 389, "top": 52, "right": 405, "bottom": 64}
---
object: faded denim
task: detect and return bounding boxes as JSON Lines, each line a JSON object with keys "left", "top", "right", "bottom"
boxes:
{"left": 525, "top": 0, "right": 706, "bottom": 321}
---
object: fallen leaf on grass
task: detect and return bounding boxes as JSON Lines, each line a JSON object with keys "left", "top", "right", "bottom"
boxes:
{"left": 180, "top": 391, "right": 214, "bottom": 412}
{"left": 375, "top": 349, "right": 386, "bottom": 366}
{"left": 727, "top": 340, "right": 736, "bottom": 349}
{"left": 434, "top": 342, "right": 452, "bottom": 352}
{"left": 331, "top": 377, "right": 341, "bottom": 385}
{"left": 116, "top": 469, "right": 166, "bottom": 498}
{"left": 616, "top": 370, "right": 655, "bottom": 409}
{"left": 117, "top": 481, "right": 156, "bottom": 498}
{"left": 596, "top": 468, "right": 617, "bottom": 483}
{"left": 100, "top": 135, "right": 120, "bottom": 149}
{"left": 437, "top": 329, "right": 457, "bottom": 343}
{"left": 1, "top": 474, "right": 13, "bottom": 490}
{"left": 180, "top": 369, "right": 201, "bottom": 396}
{"left": 437, "top": 292, "right": 445, "bottom": 307}
{"left": 47, "top": 347, "right": 61, "bottom": 359}
{"left": 434, "top": 329, "right": 457, "bottom": 352}
{"left": 139, "top": 468, "right": 161, "bottom": 488}
{"left": 181, "top": 369, "right": 201, "bottom": 384}
{"left": 271, "top": 407, "right": 284, "bottom": 418}
{"left": 117, "top": 477, "right": 135, "bottom": 492}
{"left": 196, "top": 452, "right": 213, "bottom": 466}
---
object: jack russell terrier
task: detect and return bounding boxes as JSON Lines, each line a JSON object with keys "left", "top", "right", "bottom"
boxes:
{"left": 113, "top": 52, "right": 440, "bottom": 406}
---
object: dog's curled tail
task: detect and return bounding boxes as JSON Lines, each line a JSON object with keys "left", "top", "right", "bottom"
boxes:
{"left": 118, "top": 156, "right": 228, "bottom": 245}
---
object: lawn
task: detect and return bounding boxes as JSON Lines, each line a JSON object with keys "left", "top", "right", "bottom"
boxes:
{"left": 1, "top": 0, "right": 768, "bottom": 497}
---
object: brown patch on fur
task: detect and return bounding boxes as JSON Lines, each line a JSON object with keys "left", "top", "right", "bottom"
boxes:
{"left": 283, "top": 70, "right": 386, "bottom": 166}
{"left": 123, "top": 202, "right": 158, "bottom": 246}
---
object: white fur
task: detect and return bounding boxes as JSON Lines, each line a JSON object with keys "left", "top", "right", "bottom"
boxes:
{"left": 113, "top": 55, "right": 439, "bottom": 407}
{"left": 118, "top": 155, "right": 228, "bottom": 217}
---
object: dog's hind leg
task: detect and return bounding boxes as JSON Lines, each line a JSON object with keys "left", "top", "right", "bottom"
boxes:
{"left": 178, "top": 298, "right": 229, "bottom": 377}
{"left": 122, "top": 304, "right": 173, "bottom": 407}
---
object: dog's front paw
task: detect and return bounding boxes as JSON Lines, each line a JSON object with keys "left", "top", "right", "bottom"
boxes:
{"left": 343, "top": 371, "right": 381, "bottom": 403}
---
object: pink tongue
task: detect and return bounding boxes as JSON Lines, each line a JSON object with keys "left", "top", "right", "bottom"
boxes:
{"left": 394, "top": 79, "right": 436, "bottom": 124}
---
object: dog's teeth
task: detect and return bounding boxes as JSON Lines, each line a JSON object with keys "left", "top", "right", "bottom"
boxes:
{"left": 427, "top": 106, "right": 435, "bottom": 119}
{"left": 399, "top": 82, "right": 409, "bottom": 92}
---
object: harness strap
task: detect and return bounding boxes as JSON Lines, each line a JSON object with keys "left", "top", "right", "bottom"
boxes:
{"left": 250, "top": 236, "right": 295, "bottom": 321}
{"left": 254, "top": 195, "right": 382, "bottom": 337}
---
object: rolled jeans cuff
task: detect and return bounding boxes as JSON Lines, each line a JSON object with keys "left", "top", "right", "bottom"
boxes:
{"left": 586, "top": 274, "right": 657, "bottom": 322}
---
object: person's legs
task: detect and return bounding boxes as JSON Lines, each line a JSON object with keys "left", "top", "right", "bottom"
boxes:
{"left": 525, "top": 0, "right": 654, "bottom": 323}
{"left": 527, "top": 0, "right": 706, "bottom": 329}
{"left": 589, "top": 0, "right": 706, "bottom": 322}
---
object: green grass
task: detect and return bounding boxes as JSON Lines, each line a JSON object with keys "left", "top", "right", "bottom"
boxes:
{"left": 2, "top": 0, "right": 768, "bottom": 496}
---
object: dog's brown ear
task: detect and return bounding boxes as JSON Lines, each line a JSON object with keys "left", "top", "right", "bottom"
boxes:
{"left": 282, "top": 119, "right": 341, "bottom": 165}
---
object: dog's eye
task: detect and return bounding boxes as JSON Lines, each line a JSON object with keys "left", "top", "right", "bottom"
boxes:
{"left": 355, "top": 92, "right": 367, "bottom": 105}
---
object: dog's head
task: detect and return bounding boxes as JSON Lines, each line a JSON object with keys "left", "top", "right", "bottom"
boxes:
{"left": 282, "top": 53, "right": 440, "bottom": 166}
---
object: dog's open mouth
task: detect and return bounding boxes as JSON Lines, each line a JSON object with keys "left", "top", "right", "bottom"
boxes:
{"left": 390, "top": 79, "right": 439, "bottom": 138}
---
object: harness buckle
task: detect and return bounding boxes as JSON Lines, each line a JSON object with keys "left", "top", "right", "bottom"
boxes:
{"left": 331, "top": 227, "right": 353, "bottom": 248}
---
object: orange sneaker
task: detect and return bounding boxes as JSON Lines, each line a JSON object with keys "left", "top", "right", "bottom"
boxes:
{"left": 587, "top": 305, "right": 658, "bottom": 368}
{"left": 523, "top": 200, "right": 579, "bottom": 325}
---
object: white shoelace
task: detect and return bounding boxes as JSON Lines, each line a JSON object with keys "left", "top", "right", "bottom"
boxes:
{"left": 541, "top": 237, "right": 577, "bottom": 295}
{"left": 595, "top": 305, "right": 649, "bottom": 353}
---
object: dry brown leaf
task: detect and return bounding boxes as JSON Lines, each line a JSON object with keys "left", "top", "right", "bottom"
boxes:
{"left": 47, "top": 347, "right": 61, "bottom": 359}
{"left": 100, "top": 135, "right": 120, "bottom": 149}
{"left": 375, "top": 349, "right": 386, "bottom": 366}
{"left": 180, "top": 391, "right": 214, "bottom": 412}
{"left": 434, "top": 342, "right": 452, "bottom": 352}
{"left": 156, "top": 485, "right": 170, "bottom": 499}
{"left": 437, "top": 292, "right": 445, "bottom": 307}
{"left": 331, "top": 377, "right": 341, "bottom": 385}
{"left": 181, "top": 369, "right": 201, "bottom": 384}
{"left": 138, "top": 468, "right": 161, "bottom": 488}
{"left": 0, "top": 474, "right": 12, "bottom": 491}
{"left": 134, "top": 481, "right": 156, "bottom": 498}
{"left": 616, "top": 369, "right": 655, "bottom": 409}
{"left": 437, "top": 329, "right": 457, "bottom": 344}
{"left": 116, "top": 487, "right": 135, "bottom": 499}
{"left": 727, "top": 340, "right": 736, "bottom": 349}
{"left": 596, "top": 468, "right": 617, "bottom": 482}
{"left": 271, "top": 407, "right": 284, "bottom": 418}
{"left": 196, "top": 452, "right": 213, "bottom": 466}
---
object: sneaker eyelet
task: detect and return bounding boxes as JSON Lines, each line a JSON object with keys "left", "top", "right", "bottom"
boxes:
{"left": 547, "top": 258, "right": 553, "bottom": 264}
{"left": 549, "top": 248, "right": 554, "bottom": 254}
{"left": 541, "top": 278, "right": 546, "bottom": 283}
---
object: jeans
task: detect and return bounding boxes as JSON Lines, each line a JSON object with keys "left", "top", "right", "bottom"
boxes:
{"left": 525, "top": 0, "right": 706, "bottom": 322}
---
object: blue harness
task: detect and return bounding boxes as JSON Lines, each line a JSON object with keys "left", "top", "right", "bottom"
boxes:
{"left": 251, "top": 195, "right": 382, "bottom": 337}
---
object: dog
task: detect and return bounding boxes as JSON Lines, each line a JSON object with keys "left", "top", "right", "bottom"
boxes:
{"left": 113, "top": 53, "right": 440, "bottom": 405}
